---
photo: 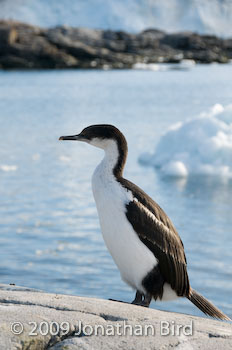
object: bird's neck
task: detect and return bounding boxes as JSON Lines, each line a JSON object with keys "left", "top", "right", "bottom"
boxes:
{"left": 100, "top": 140, "right": 127, "bottom": 179}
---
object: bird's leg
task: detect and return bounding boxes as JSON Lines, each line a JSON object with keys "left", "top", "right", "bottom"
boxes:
{"left": 140, "top": 293, "right": 152, "bottom": 307}
{"left": 131, "top": 291, "right": 152, "bottom": 307}
{"left": 109, "top": 291, "right": 152, "bottom": 307}
{"left": 131, "top": 291, "right": 143, "bottom": 305}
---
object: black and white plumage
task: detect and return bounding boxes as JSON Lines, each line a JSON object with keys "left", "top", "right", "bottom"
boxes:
{"left": 59, "top": 124, "right": 230, "bottom": 321}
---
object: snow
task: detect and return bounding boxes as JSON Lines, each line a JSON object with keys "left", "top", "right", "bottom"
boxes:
{"left": 0, "top": 0, "right": 232, "bottom": 37}
{"left": 139, "top": 104, "right": 232, "bottom": 177}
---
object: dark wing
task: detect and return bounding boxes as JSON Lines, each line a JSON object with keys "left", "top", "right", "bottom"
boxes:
{"left": 120, "top": 178, "right": 190, "bottom": 297}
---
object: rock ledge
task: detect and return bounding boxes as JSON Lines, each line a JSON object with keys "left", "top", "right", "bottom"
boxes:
{"left": 0, "top": 284, "right": 231, "bottom": 350}
{"left": 0, "top": 20, "right": 232, "bottom": 69}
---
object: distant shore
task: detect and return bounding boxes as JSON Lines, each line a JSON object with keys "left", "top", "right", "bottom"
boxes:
{"left": 0, "top": 20, "right": 232, "bottom": 70}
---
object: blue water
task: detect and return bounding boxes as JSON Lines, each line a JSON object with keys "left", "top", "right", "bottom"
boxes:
{"left": 0, "top": 64, "right": 232, "bottom": 319}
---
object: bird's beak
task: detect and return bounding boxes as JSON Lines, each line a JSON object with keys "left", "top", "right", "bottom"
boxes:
{"left": 59, "top": 134, "right": 85, "bottom": 141}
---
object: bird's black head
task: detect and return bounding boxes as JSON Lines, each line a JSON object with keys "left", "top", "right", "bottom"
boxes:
{"left": 60, "top": 124, "right": 126, "bottom": 149}
{"left": 59, "top": 124, "right": 128, "bottom": 177}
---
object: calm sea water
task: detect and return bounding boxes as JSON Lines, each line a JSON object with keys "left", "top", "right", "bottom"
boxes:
{"left": 0, "top": 64, "right": 232, "bottom": 318}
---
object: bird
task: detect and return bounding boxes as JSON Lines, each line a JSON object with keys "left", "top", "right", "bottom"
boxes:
{"left": 59, "top": 124, "right": 231, "bottom": 321}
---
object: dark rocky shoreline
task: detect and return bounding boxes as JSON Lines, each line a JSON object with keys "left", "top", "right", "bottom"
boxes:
{"left": 0, "top": 20, "right": 232, "bottom": 70}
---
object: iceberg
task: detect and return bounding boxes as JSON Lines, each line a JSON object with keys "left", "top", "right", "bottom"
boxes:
{"left": 139, "top": 104, "right": 232, "bottom": 177}
{"left": 1, "top": 0, "right": 232, "bottom": 37}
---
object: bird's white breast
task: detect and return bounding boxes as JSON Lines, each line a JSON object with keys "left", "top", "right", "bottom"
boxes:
{"left": 91, "top": 160, "right": 158, "bottom": 293}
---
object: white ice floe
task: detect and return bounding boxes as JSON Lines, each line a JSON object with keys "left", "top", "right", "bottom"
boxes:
{"left": 0, "top": 165, "right": 18, "bottom": 172}
{"left": 139, "top": 104, "right": 232, "bottom": 177}
{"left": 59, "top": 155, "right": 71, "bottom": 162}
{"left": 133, "top": 63, "right": 169, "bottom": 72}
{"left": 133, "top": 60, "right": 195, "bottom": 72}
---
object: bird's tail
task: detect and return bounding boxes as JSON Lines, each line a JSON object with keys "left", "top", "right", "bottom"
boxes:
{"left": 187, "top": 288, "right": 231, "bottom": 321}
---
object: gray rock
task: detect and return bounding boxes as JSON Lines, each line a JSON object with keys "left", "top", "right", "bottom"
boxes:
{"left": 0, "top": 20, "right": 232, "bottom": 69}
{"left": 0, "top": 283, "right": 231, "bottom": 350}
